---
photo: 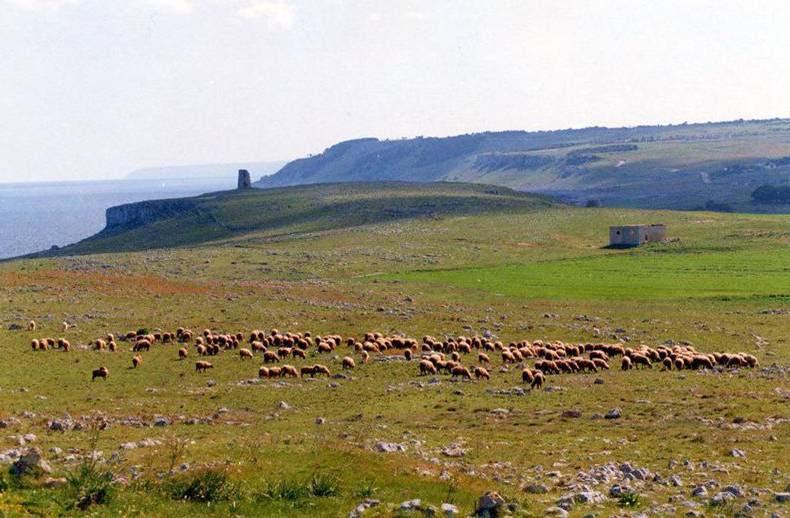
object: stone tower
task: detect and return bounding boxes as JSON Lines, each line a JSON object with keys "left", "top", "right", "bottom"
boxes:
{"left": 237, "top": 169, "right": 252, "bottom": 189}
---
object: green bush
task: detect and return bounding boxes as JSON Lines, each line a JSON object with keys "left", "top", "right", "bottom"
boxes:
{"left": 165, "top": 469, "right": 239, "bottom": 503}
{"left": 64, "top": 463, "right": 115, "bottom": 511}
{"left": 308, "top": 473, "right": 340, "bottom": 497}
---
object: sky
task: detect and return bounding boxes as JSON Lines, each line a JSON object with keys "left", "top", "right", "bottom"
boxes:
{"left": 1, "top": 0, "right": 789, "bottom": 182}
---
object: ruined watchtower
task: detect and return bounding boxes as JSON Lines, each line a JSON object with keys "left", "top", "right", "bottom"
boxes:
{"left": 237, "top": 169, "right": 252, "bottom": 189}
{"left": 608, "top": 224, "right": 666, "bottom": 247}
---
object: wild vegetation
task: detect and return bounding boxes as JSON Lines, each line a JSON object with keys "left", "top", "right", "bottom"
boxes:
{"left": 0, "top": 183, "right": 788, "bottom": 516}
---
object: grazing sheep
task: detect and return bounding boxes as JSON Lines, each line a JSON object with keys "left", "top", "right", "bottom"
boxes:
{"left": 631, "top": 354, "right": 652, "bottom": 369}
{"left": 451, "top": 365, "right": 472, "bottom": 380}
{"left": 280, "top": 365, "right": 299, "bottom": 378}
{"left": 531, "top": 371, "right": 545, "bottom": 389}
{"left": 419, "top": 359, "right": 437, "bottom": 375}
{"left": 239, "top": 348, "right": 253, "bottom": 360}
{"left": 61, "top": 340, "right": 71, "bottom": 352}
{"left": 621, "top": 356, "right": 632, "bottom": 370}
{"left": 478, "top": 352, "right": 491, "bottom": 364}
{"left": 132, "top": 355, "right": 143, "bottom": 368}
{"left": 61, "top": 322, "right": 71, "bottom": 332}
{"left": 196, "top": 344, "right": 207, "bottom": 356}
{"left": 674, "top": 357, "right": 685, "bottom": 370}
{"left": 94, "top": 339, "right": 106, "bottom": 351}
{"left": 258, "top": 366, "right": 270, "bottom": 378}
{"left": 92, "top": 366, "right": 109, "bottom": 381}
{"left": 691, "top": 355, "right": 714, "bottom": 370}
{"left": 661, "top": 357, "right": 673, "bottom": 371}
{"left": 268, "top": 366, "right": 282, "bottom": 377}
{"left": 501, "top": 351, "right": 516, "bottom": 364}
{"left": 263, "top": 351, "right": 279, "bottom": 363}
{"left": 312, "top": 364, "right": 330, "bottom": 377}
{"left": 108, "top": 341, "right": 117, "bottom": 352}
{"left": 195, "top": 360, "right": 213, "bottom": 373}
{"left": 342, "top": 356, "right": 356, "bottom": 369}
{"left": 27, "top": 320, "right": 36, "bottom": 331}
{"left": 30, "top": 339, "right": 39, "bottom": 351}
{"left": 590, "top": 350, "right": 609, "bottom": 362}
{"left": 133, "top": 339, "right": 150, "bottom": 352}
{"left": 404, "top": 349, "right": 413, "bottom": 361}
{"left": 473, "top": 366, "right": 490, "bottom": 380}
{"left": 38, "top": 340, "right": 49, "bottom": 351}
{"left": 178, "top": 347, "right": 188, "bottom": 359}
{"left": 292, "top": 348, "right": 306, "bottom": 359}
{"left": 575, "top": 358, "right": 597, "bottom": 373}
{"left": 591, "top": 358, "right": 609, "bottom": 370}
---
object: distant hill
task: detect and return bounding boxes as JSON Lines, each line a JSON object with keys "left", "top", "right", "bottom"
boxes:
{"left": 33, "top": 182, "right": 554, "bottom": 256}
{"left": 128, "top": 160, "right": 286, "bottom": 180}
{"left": 255, "top": 119, "right": 790, "bottom": 213}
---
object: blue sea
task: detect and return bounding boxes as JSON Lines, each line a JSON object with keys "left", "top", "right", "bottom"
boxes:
{"left": 0, "top": 177, "right": 236, "bottom": 259}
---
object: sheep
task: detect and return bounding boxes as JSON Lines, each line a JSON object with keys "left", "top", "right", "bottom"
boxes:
{"left": 451, "top": 365, "right": 472, "bottom": 380}
{"left": 621, "top": 356, "right": 632, "bottom": 370}
{"left": 342, "top": 356, "right": 356, "bottom": 369}
{"left": 178, "top": 347, "right": 188, "bottom": 359}
{"left": 258, "top": 366, "right": 270, "bottom": 378}
{"left": 38, "top": 340, "right": 49, "bottom": 351}
{"left": 674, "top": 357, "right": 685, "bottom": 370}
{"left": 94, "top": 339, "right": 106, "bottom": 351}
{"left": 195, "top": 361, "right": 213, "bottom": 373}
{"left": 31, "top": 339, "right": 39, "bottom": 351}
{"left": 27, "top": 320, "right": 36, "bottom": 331}
{"left": 691, "top": 355, "right": 714, "bottom": 370}
{"left": 263, "top": 351, "right": 280, "bottom": 363}
{"left": 239, "top": 348, "right": 254, "bottom": 360}
{"left": 419, "top": 359, "right": 437, "bottom": 375}
{"left": 589, "top": 350, "right": 609, "bottom": 362}
{"left": 531, "top": 371, "right": 545, "bottom": 389}
{"left": 478, "top": 352, "right": 491, "bottom": 364}
{"left": 591, "top": 358, "right": 609, "bottom": 370}
{"left": 312, "top": 364, "right": 330, "bottom": 377}
{"left": 473, "top": 366, "right": 490, "bottom": 380}
{"left": 61, "top": 340, "right": 71, "bottom": 352}
{"left": 92, "top": 366, "right": 108, "bottom": 381}
{"left": 501, "top": 350, "right": 517, "bottom": 364}
{"left": 292, "top": 348, "right": 306, "bottom": 359}
{"left": 575, "top": 358, "right": 597, "bottom": 373}
{"left": 404, "top": 349, "right": 413, "bottom": 361}
{"left": 196, "top": 344, "right": 207, "bottom": 356}
{"left": 268, "top": 366, "right": 282, "bottom": 377}
{"left": 62, "top": 321, "right": 71, "bottom": 332}
{"left": 132, "top": 355, "right": 143, "bottom": 368}
{"left": 661, "top": 357, "right": 673, "bottom": 370}
{"left": 133, "top": 339, "right": 150, "bottom": 352}
{"left": 108, "top": 341, "right": 117, "bottom": 352}
{"left": 631, "top": 354, "right": 652, "bottom": 369}
{"left": 280, "top": 365, "right": 299, "bottom": 378}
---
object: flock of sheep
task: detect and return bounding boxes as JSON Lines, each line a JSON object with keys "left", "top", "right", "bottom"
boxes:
{"left": 23, "top": 320, "right": 760, "bottom": 388}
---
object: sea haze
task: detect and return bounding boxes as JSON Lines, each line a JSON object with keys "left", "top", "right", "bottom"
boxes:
{"left": 0, "top": 177, "right": 235, "bottom": 259}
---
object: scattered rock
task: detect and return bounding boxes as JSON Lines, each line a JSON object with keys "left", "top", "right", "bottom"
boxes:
{"left": 723, "top": 484, "right": 744, "bottom": 497}
{"left": 476, "top": 491, "right": 506, "bottom": 516}
{"left": 153, "top": 416, "right": 169, "bottom": 427}
{"left": 349, "top": 498, "right": 380, "bottom": 517}
{"left": 441, "top": 502, "right": 459, "bottom": 516}
{"left": 669, "top": 475, "right": 683, "bottom": 486}
{"left": 441, "top": 445, "right": 466, "bottom": 457}
{"left": 594, "top": 378, "right": 604, "bottom": 385}
{"left": 561, "top": 410, "right": 582, "bottom": 418}
{"left": 23, "top": 433, "right": 37, "bottom": 443}
{"left": 373, "top": 442, "right": 406, "bottom": 453}
{"left": 315, "top": 417, "right": 326, "bottom": 425}
{"left": 605, "top": 408, "right": 622, "bottom": 419}
{"left": 278, "top": 401, "right": 291, "bottom": 410}
{"left": 544, "top": 506, "right": 569, "bottom": 517}
{"left": 42, "top": 476, "right": 67, "bottom": 488}
{"left": 730, "top": 449, "right": 746, "bottom": 458}
{"left": 400, "top": 499, "right": 421, "bottom": 510}
{"left": 692, "top": 486, "right": 708, "bottom": 498}
{"left": 775, "top": 492, "right": 790, "bottom": 503}
{"left": 9, "top": 448, "right": 52, "bottom": 477}
{"left": 711, "top": 491, "right": 736, "bottom": 506}
{"left": 490, "top": 408, "right": 510, "bottom": 416}
{"left": 524, "top": 483, "right": 549, "bottom": 494}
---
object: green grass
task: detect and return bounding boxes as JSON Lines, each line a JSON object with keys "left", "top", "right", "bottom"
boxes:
{"left": 0, "top": 196, "right": 788, "bottom": 516}
{"left": 385, "top": 248, "right": 790, "bottom": 301}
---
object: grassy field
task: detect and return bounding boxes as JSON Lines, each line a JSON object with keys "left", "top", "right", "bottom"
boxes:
{"left": 0, "top": 186, "right": 788, "bottom": 516}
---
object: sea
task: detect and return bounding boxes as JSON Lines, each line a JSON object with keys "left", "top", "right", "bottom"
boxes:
{"left": 0, "top": 177, "right": 236, "bottom": 259}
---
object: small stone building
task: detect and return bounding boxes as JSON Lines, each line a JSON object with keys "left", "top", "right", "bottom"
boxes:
{"left": 609, "top": 224, "right": 666, "bottom": 247}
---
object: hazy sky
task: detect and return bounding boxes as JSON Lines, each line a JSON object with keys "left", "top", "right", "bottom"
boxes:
{"left": 1, "top": 0, "right": 789, "bottom": 182}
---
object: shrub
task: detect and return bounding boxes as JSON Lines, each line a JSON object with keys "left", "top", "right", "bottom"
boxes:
{"left": 352, "top": 480, "right": 377, "bottom": 499}
{"left": 618, "top": 491, "right": 641, "bottom": 507}
{"left": 259, "top": 479, "right": 309, "bottom": 501}
{"left": 165, "top": 469, "right": 239, "bottom": 503}
{"left": 309, "top": 473, "right": 340, "bottom": 497}
{"left": 65, "top": 463, "right": 115, "bottom": 511}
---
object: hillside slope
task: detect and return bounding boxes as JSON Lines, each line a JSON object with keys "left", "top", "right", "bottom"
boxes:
{"left": 255, "top": 119, "right": 790, "bottom": 213}
{"left": 38, "top": 182, "right": 554, "bottom": 256}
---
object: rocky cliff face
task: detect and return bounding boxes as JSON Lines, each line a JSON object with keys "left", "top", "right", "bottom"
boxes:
{"left": 103, "top": 199, "right": 199, "bottom": 235}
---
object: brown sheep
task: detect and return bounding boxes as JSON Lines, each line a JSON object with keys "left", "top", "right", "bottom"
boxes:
{"left": 27, "top": 320, "right": 36, "bottom": 331}
{"left": 195, "top": 360, "right": 213, "bottom": 373}
{"left": 631, "top": 354, "right": 652, "bottom": 369}
{"left": 108, "top": 341, "right": 117, "bottom": 352}
{"left": 92, "top": 366, "right": 108, "bottom": 381}
{"left": 258, "top": 366, "right": 270, "bottom": 378}
{"left": 691, "top": 355, "right": 714, "bottom": 370}
{"left": 473, "top": 366, "right": 490, "bottom": 380}
{"left": 133, "top": 339, "right": 150, "bottom": 352}
{"left": 621, "top": 356, "right": 632, "bottom": 370}
{"left": 38, "top": 340, "right": 49, "bottom": 351}
{"left": 661, "top": 357, "right": 673, "bottom": 370}
{"left": 478, "top": 352, "right": 491, "bottom": 364}
{"left": 263, "top": 351, "right": 280, "bottom": 363}
{"left": 132, "top": 355, "right": 143, "bottom": 368}
{"left": 94, "top": 339, "right": 106, "bottom": 351}
{"left": 312, "top": 364, "right": 330, "bottom": 376}
{"left": 61, "top": 340, "right": 71, "bottom": 352}
{"left": 451, "top": 365, "right": 472, "bottom": 380}
{"left": 342, "top": 356, "right": 356, "bottom": 369}
{"left": 30, "top": 339, "right": 39, "bottom": 351}
{"left": 419, "top": 359, "right": 437, "bottom": 375}
{"left": 674, "top": 357, "right": 685, "bottom": 370}
{"left": 521, "top": 367, "right": 534, "bottom": 384}
{"left": 178, "top": 347, "right": 188, "bottom": 359}
{"left": 280, "top": 365, "right": 299, "bottom": 378}
{"left": 268, "top": 366, "right": 282, "bottom": 377}
{"left": 591, "top": 358, "right": 609, "bottom": 370}
{"left": 300, "top": 365, "right": 315, "bottom": 377}
{"left": 531, "top": 371, "right": 545, "bottom": 389}
{"left": 501, "top": 350, "right": 516, "bottom": 364}
{"left": 575, "top": 358, "right": 597, "bottom": 373}
{"left": 404, "top": 349, "right": 413, "bottom": 361}
{"left": 196, "top": 344, "right": 207, "bottom": 356}
{"left": 239, "top": 348, "right": 253, "bottom": 360}
{"left": 589, "top": 350, "right": 609, "bottom": 362}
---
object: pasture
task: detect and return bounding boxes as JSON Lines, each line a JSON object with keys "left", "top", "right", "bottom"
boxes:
{"left": 0, "top": 194, "right": 788, "bottom": 516}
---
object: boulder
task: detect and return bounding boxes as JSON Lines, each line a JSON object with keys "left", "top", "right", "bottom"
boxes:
{"left": 605, "top": 408, "right": 622, "bottom": 419}
{"left": 476, "top": 491, "right": 506, "bottom": 516}
{"left": 9, "top": 448, "right": 52, "bottom": 478}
